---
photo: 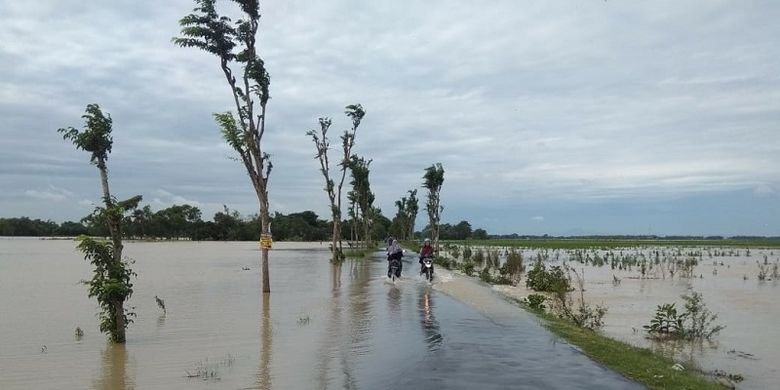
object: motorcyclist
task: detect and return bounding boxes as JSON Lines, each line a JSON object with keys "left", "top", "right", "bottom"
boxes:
{"left": 419, "top": 238, "right": 434, "bottom": 274}
{"left": 387, "top": 238, "right": 403, "bottom": 278}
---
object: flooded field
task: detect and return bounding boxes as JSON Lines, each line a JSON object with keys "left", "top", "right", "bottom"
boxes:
{"left": 0, "top": 238, "right": 638, "bottom": 389}
{"left": 483, "top": 246, "right": 780, "bottom": 389}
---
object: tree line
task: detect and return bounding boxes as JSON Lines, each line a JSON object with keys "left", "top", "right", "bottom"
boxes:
{"left": 1, "top": 207, "right": 492, "bottom": 242}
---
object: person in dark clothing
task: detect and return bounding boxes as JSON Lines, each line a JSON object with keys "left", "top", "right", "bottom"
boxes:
{"left": 419, "top": 238, "right": 434, "bottom": 274}
{"left": 387, "top": 239, "right": 403, "bottom": 278}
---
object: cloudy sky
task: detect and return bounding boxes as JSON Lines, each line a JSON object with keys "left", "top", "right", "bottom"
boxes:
{"left": 1, "top": 0, "right": 778, "bottom": 236}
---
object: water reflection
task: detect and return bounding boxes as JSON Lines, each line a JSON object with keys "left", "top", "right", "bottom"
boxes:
{"left": 257, "top": 293, "right": 272, "bottom": 390}
{"left": 156, "top": 313, "right": 166, "bottom": 328}
{"left": 387, "top": 285, "right": 401, "bottom": 315}
{"left": 316, "top": 262, "right": 345, "bottom": 388}
{"left": 418, "top": 287, "right": 442, "bottom": 350}
{"left": 94, "top": 343, "right": 133, "bottom": 390}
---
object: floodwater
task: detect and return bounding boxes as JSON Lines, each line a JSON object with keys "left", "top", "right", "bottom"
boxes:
{"left": 491, "top": 247, "right": 780, "bottom": 390}
{"left": 0, "top": 238, "right": 640, "bottom": 389}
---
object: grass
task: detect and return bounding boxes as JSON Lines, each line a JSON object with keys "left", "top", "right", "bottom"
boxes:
{"left": 446, "top": 238, "right": 780, "bottom": 249}
{"left": 506, "top": 297, "right": 723, "bottom": 389}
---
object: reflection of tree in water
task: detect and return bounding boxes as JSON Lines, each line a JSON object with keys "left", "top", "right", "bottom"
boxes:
{"left": 257, "top": 293, "right": 272, "bottom": 390}
{"left": 387, "top": 286, "right": 402, "bottom": 315}
{"left": 316, "top": 260, "right": 375, "bottom": 389}
{"left": 649, "top": 338, "right": 712, "bottom": 367}
{"left": 418, "top": 287, "right": 443, "bottom": 351}
{"left": 315, "top": 262, "right": 344, "bottom": 388}
{"left": 94, "top": 343, "right": 134, "bottom": 390}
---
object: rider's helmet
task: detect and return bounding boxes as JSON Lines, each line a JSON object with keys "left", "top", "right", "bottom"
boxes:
{"left": 424, "top": 238, "right": 431, "bottom": 245}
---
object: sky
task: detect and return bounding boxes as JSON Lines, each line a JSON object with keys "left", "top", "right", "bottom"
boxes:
{"left": 1, "top": 0, "right": 779, "bottom": 236}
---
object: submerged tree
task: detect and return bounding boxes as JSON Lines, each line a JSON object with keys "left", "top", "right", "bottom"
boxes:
{"left": 348, "top": 155, "right": 375, "bottom": 248}
{"left": 58, "top": 104, "right": 142, "bottom": 343}
{"left": 406, "top": 189, "right": 419, "bottom": 240}
{"left": 307, "top": 104, "right": 366, "bottom": 262}
{"left": 174, "top": 0, "right": 273, "bottom": 292}
{"left": 423, "top": 163, "right": 445, "bottom": 254}
{"left": 392, "top": 189, "right": 419, "bottom": 240}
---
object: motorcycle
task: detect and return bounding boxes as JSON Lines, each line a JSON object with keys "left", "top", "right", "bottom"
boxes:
{"left": 388, "top": 258, "right": 402, "bottom": 281}
{"left": 420, "top": 257, "right": 434, "bottom": 282}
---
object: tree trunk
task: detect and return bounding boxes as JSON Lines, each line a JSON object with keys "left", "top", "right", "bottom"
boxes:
{"left": 259, "top": 192, "right": 271, "bottom": 293}
{"left": 331, "top": 220, "right": 340, "bottom": 263}
{"left": 113, "top": 300, "right": 126, "bottom": 342}
{"left": 98, "top": 158, "right": 127, "bottom": 343}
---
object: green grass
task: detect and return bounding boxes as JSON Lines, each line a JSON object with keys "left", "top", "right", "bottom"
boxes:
{"left": 506, "top": 298, "right": 722, "bottom": 389}
{"left": 445, "top": 238, "right": 780, "bottom": 249}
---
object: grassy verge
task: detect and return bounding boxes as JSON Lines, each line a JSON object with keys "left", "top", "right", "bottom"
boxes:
{"left": 503, "top": 297, "right": 723, "bottom": 389}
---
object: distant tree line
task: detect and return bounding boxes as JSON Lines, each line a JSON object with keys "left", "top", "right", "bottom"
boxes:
{"left": 0, "top": 204, "right": 399, "bottom": 242}
{"left": 1, "top": 205, "right": 495, "bottom": 242}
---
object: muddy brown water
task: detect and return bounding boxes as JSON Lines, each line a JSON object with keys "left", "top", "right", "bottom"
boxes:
{"left": 0, "top": 239, "right": 640, "bottom": 389}
{"left": 491, "top": 247, "right": 780, "bottom": 390}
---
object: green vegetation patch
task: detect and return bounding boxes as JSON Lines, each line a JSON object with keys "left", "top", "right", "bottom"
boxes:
{"left": 508, "top": 298, "right": 722, "bottom": 389}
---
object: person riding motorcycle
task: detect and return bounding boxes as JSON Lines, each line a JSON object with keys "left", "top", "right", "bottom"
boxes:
{"left": 419, "top": 238, "right": 434, "bottom": 275}
{"left": 387, "top": 238, "right": 403, "bottom": 278}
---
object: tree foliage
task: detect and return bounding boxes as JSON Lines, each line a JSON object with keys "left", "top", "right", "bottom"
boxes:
{"left": 306, "top": 104, "right": 365, "bottom": 262}
{"left": 423, "top": 163, "right": 445, "bottom": 253}
{"left": 58, "top": 104, "right": 140, "bottom": 343}
{"left": 175, "top": 0, "right": 273, "bottom": 292}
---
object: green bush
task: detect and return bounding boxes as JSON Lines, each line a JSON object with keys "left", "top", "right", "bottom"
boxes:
{"left": 644, "top": 292, "right": 724, "bottom": 340}
{"left": 526, "top": 259, "right": 570, "bottom": 293}
{"left": 460, "top": 261, "right": 475, "bottom": 276}
{"left": 526, "top": 294, "right": 547, "bottom": 311}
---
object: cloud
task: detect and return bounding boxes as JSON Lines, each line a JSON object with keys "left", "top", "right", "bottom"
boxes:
{"left": 1, "top": 0, "right": 779, "bottom": 235}
{"left": 754, "top": 183, "right": 776, "bottom": 197}
{"left": 532, "top": 216, "right": 544, "bottom": 222}
{"left": 24, "top": 186, "right": 73, "bottom": 202}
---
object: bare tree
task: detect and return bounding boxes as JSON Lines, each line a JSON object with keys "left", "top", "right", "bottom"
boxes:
{"left": 307, "top": 105, "right": 366, "bottom": 262}
{"left": 174, "top": 0, "right": 273, "bottom": 292}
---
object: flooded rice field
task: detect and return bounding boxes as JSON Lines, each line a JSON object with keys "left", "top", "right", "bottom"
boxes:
{"left": 0, "top": 238, "right": 639, "bottom": 389}
{"left": 487, "top": 246, "right": 780, "bottom": 390}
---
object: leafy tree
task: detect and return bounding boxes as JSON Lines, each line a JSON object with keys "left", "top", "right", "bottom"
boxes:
{"left": 174, "top": 0, "right": 273, "bottom": 292}
{"left": 348, "top": 155, "right": 375, "bottom": 248}
{"left": 472, "top": 228, "right": 488, "bottom": 240}
{"left": 58, "top": 104, "right": 141, "bottom": 343}
{"left": 423, "top": 163, "right": 445, "bottom": 253}
{"left": 306, "top": 105, "right": 366, "bottom": 262}
{"left": 391, "top": 189, "right": 419, "bottom": 240}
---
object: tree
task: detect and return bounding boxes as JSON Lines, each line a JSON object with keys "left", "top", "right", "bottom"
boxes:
{"left": 174, "top": 0, "right": 273, "bottom": 292}
{"left": 472, "top": 228, "right": 489, "bottom": 240}
{"left": 307, "top": 104, "right": 366, "bottom": 262}
{"left": 406, "top": 189, "right": 419, "bottom": 240}
{"left": 58, "top": 104, "right": 141, "bottom": 343}
{"left": 391, "top": 189, "right": 419, "bottom": 241}
{"left": 423, "top": 163, "right": 445, "bottom": 254}
{"left": 348, "top": 155, "right": 375, "bottom": 248}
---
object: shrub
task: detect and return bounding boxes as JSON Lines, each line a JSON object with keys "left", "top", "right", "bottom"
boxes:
{"left": 526, "top": 294, "right": 547, "bottom": 311}
{"left": 462, "top": 246, "right": 472, "bottom": 262}
{"left": 460, "top": 261, "right": 475, "bottom": 276}
{"left": 434, "top": 256, "right": 452, "bottom": 270}
{"left": 644, "top": 292, "right": 724, "bottom": 341}
{"left": 526, "top": 259, "right": 570, "bottom": 293}
{"left": 499, "top": 248, "right": 524, "bottom": 285}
